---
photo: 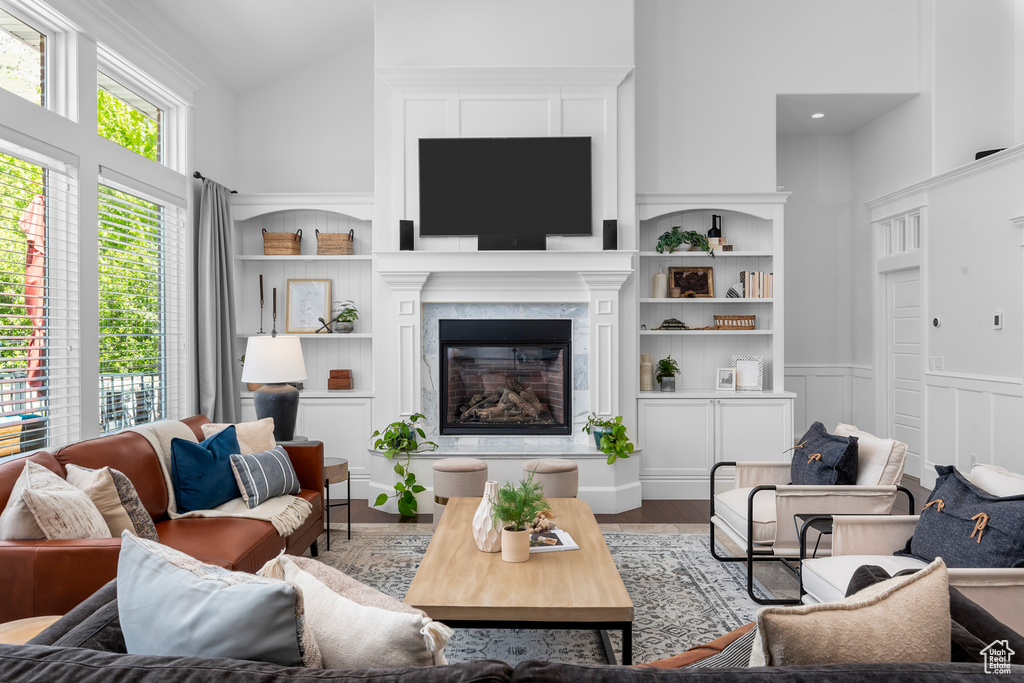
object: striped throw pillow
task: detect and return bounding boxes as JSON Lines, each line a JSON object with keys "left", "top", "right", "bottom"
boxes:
{"left": 229, "top": 446, "right": 301, "bottom": 509}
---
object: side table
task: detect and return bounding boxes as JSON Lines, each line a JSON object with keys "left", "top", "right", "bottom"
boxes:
{"left": 0, "top": 615, "right": 61, "bottom": 644}
{"left": 324, "top": 457, "right": 351, "bottom": 549}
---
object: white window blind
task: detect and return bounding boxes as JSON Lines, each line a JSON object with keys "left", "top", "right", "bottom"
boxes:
{"left": 0, "top": 148, "right": 79, "bottom": 455}
{"left": 97, "top": 180, "right": 186, "bottom": 433}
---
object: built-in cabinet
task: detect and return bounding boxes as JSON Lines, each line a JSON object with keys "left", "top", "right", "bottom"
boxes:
{"left": 635, "top": 194, "right": 795, "bottom": 498}
{"left": 230, "top": 193, "right": 375, "bottom": 497}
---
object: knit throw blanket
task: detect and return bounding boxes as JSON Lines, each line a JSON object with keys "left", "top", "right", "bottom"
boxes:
{"left": 129, "top": 421, "right": 312, "bottom": 537}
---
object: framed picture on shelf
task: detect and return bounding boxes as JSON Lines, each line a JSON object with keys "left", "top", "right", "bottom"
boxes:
{"left": 668, "top": 266, "right": 714, "bottom": 298}
{"left": 716, "top": 368, "right": 736, "bottom": 391}
{"left": 732, "top": 355, "right": 763, "bottom": 391}
{"left": 286, "top": 279, "right": 331, "bottom": 333}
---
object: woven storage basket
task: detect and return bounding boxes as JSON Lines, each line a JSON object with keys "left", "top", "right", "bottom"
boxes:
{"left": 713, "top": 314, "right": 756, "bottom": 331}
{"left": 316, "top": 229, "right": 354, "bottom": 255}
{"left": 262, "top": 228, "right": 302, "bottom": 255}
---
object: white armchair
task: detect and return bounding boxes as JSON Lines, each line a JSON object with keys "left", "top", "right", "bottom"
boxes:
{"left": 801, "top": 463, "right": 1024, "bottom": 635}
{"left": 709, "top": 423, "right": 912, "bottom": 604}
{"left": 802, "top": 514, "right": 1024, "bottom": 635}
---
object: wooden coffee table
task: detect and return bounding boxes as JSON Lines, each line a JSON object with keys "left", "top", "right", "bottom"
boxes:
{"left": 405, "top": 496, "right": 634, "bottom": 664}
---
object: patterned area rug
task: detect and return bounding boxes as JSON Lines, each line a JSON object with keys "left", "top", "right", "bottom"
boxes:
{"left": 312, "top": 527, "right": 765, "bottom": 666}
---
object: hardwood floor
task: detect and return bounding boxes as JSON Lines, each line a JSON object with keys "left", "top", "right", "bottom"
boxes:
{"left": 345, "top": 477, "right": 929, "bottom": 524}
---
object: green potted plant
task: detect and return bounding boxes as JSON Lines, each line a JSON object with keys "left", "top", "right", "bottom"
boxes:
{"left": 371, "top": 413, "right": 437, "bottom": 517}
{"left": 657, "top": 355, "right": 679, "bottom": 392}
{"left": 655, "top": 226, "right": 715, "bottom": 258}
{"left": 330, "top": 300, "right": 359, "bottom": 333}
{"left": 582, "top": 414, "right": 635, "bottom": 464}
{"left": 491, "top": 472, "right": 550, "bottom": 563}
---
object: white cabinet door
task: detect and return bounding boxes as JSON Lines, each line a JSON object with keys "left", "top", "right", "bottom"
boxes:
{"left": 638, "top": 399, "right": 714, "bottom": 477}
{"left": 715, "top": 398, "right": 793, "bottom": 462}
{"left": 298, "top": 399, "right": 373, "bottom": 474}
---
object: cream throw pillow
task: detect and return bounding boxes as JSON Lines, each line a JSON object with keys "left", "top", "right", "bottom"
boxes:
{"left": 833, "top": 423, "right": 907, "bottom": 486}
{"left": 259, "top": 555, "right": 452, "bottom": 670}
{"left": 0, "top": 461, "right": 107, "bottom": 540}
{"left": 202, "top": 418, "right": 276, "bottom": 455}
{"left": 66, "top": 465, "right": 136, "bottom": 536}
{"left": 750, "top": 557, "right": 950, "bottom": 666}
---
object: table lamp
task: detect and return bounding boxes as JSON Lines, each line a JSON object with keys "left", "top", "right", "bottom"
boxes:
{"left": 241, "top": 336, "right": 306, "bottom": 441}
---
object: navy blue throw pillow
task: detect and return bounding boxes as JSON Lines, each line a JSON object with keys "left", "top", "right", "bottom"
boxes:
{"left": 896, "top": 465, "right": 1024, "bottom": 569}
{"left": 789, "top": 421, "right": 858, "bottom": 485}
{"left": 170, "top": 425, "right": 241, "bottom": 513}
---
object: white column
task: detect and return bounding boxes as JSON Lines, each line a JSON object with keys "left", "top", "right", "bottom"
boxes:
{"left": 581, "top": 272, "right": 631, "bottom": 418}
{"left": 379, "top": 272, "right": 430, "bottom": 417}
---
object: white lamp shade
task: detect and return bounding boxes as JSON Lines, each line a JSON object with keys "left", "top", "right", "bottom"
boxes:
{"left": 241, "top": 336, "right": 306, "bottom": 383}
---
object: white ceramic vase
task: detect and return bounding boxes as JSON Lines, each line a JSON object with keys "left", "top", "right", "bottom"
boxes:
{"left": 652, "top": 267, "right": 669, "bottom": 298}
{"left": 472, "top": 480, "right": 502, "bottom": 553}
{"left": 501, "top": 527, "right": 530, "bottom": 563}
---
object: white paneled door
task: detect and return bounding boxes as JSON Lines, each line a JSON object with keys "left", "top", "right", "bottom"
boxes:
{"left": 886, "top": 268, "right": 922, "bottom": 477}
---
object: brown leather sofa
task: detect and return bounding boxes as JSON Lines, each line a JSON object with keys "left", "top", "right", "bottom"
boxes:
{"left": 0, "top": 415, "right": 324, "bottom": 623}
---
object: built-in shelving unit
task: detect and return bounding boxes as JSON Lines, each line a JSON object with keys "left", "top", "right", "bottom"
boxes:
{"left": 229, "top": 193, "right": 377, "bottom": 500}
{"left": 634, "top": 194, "right": 795, "bottom": 498}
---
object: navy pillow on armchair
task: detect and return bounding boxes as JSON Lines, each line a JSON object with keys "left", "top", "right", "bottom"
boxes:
{"left": 170, "top": 425, "right": 242, "bottom": 512}
{"left": 897, "top": 465, "right": 1024, "bottom": 569}
{"left": 790, "top": 421, "right": 858, "bottom": 485}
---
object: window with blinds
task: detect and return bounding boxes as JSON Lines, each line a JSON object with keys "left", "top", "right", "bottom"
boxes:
{"left": 0, "top": 148, "right": 79, "bottom": 455}
{"left": 97, "top": 181, "right": 186, "bottom": 433}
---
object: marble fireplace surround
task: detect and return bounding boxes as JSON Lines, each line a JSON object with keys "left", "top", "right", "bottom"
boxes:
{"left": 375, "top": 250, "right": 640, "bottom": 513}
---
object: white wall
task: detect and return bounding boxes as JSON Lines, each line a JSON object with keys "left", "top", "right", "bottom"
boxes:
{"left": 233, "top": 36, "right": 374, "bottom": 193}
{"left": 635, "top": 0, "right": 920, "bottom": 194}
{"left": 374, "top": 0, "right": 634, "bottom": 67}
{"left": 932, "top": 0, "right": 1017, "bottom": 174}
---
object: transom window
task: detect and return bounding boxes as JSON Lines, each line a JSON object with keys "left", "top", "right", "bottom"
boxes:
{"left": 0, "top": 8, "right": 46, "bottom": 107}
{"left": 97, "top": 71, "right": 162, "bottom": 163}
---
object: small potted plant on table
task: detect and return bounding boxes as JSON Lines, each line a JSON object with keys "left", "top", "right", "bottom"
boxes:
{"left": 657, "top": 355, "right": 679, "bottom": 392}
{"left": 330, "top": 300, "right": 359, "bottom": 333}
{"left": 491, "top": 473, "right": 550, "bottom": 563}
{"left": 583, "top": 414, "right": 635, "bottom": 464}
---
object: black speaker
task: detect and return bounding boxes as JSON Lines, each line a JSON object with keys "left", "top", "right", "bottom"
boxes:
{"left": 399, "top": 220, "right": 414, "bottom": 251}
{"left": 603, "top": 219, "right": 617, "bottom": 250}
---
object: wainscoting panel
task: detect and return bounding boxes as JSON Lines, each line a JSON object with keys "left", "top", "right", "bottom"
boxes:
{"left": 785, "top": 365, "right": 858, "bottom": 435}
{"left": 923, "top": 372, "right": 1024, "bottom": 488}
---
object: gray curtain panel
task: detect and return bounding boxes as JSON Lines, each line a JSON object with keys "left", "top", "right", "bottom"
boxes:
{"left": 197, "top": 179, "right": 240, "bottom": 422}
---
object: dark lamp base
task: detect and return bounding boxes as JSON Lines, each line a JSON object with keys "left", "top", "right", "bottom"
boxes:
{"left": 252, "top": 383, "right": 299, "bottom": 442}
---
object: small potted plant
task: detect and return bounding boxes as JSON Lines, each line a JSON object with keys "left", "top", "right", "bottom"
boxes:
{"left": 330, "top": 300, "right": 359, "bottom": 333}
{"left": 491, "top": 473, "right": 550, "bottom": 563}
{"left": 371, "top": 413, "right": 437, "bottom": 517}
{"left": 657, "top": 355, "right": 679, "bottom": 392}
{"left": 582, "top": 414, "right": 635, "bottom": 464}
{"left": 655, "top": 226, "right": 715, "bottom": 258}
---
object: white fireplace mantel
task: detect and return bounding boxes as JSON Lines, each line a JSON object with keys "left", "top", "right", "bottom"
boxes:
{"left": 376, "top": 249, "right": 635, "bottom": 420}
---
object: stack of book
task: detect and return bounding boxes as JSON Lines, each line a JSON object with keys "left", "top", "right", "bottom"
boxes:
{"left": 741, "top": 271, "right": 773, "bottom": 298}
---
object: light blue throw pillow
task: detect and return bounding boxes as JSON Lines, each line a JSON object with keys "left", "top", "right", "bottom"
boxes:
{"left": 229, "top": 446, "right": 301, "bottom": 509}
{"left": 116, "top": 532, "right": 318, "bottom": 666}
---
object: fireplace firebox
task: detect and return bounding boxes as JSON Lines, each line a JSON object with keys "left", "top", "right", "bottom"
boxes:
{"left": 439, "top": 319, "right": 572, "bottom": 435}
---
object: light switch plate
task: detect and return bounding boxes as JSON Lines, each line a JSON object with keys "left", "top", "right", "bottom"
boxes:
{"left": 994, "top": 312, "right": 1003, "bottom": 330}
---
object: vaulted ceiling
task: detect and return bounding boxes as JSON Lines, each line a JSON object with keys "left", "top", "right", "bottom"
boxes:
{"left": 133, "top": 0, "right": 373, "bottom": 92}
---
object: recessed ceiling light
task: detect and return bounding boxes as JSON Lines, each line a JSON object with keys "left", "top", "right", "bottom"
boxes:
{"left": 811, "top": 113, "right": 825, "bottom": 119}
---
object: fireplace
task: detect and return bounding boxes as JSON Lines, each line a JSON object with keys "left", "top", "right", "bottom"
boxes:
{"left": 439, "top": 319, "right": 572, "bottom": 435}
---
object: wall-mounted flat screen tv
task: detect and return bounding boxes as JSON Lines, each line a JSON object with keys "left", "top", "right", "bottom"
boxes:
{"left": 418, "top": 137, "right": 592, "bottom": 250}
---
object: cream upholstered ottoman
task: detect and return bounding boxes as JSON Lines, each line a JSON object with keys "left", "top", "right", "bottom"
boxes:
{"left": 522, "top": 458, "right": 578, "bottom": 498}
{"left": 432, "top": 458, "right": 488, "bottom": 526}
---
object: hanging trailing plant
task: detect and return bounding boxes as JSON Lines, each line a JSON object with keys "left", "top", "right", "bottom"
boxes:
{"left": 655, "top": 226, "right": 715, "bottom": 258}
{"left": 371, "top": 413, "right": 438, "bottom": 517}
